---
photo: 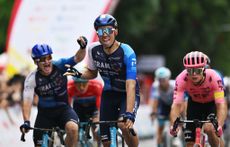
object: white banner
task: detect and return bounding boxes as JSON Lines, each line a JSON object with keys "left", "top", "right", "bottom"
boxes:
{"left": 6, "top": 0, "right": 118, "bottom": 76}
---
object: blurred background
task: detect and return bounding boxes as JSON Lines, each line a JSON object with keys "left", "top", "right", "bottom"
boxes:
{"left": 1, "top": 0, "right": 230, "bottom": 146}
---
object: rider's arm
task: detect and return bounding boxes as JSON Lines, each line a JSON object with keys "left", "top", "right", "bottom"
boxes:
{"left": 212, "top": 72, "right": 227, "bottom": 127}
{"left": 74, "top": 36, "right": 87, "bottom": 63}
{"left": 170, "top": 74, "right": 186, "bottom": 125}
{"left": 123, "top": 44, "right": 137, "bottom": 113}
{"left": 126, "top": 79, "right": 136, "bottom": 112}
{"left": 22, "top": 71, "right": 36, "bottom": 121}
{"left": 170, "top": 103, "right": 183, "bottom": 125}
{"left": 216, "top": 101, "right": 227, "bottom": 127}
{"left": 74, "top": 48, "right": 86, "bottom": 63}
{"left": 149, "top": 84, "right": 159, "bottom": 114}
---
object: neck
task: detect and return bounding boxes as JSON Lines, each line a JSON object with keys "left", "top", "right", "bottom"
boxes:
{"left": 104, "top": 40, "right": 119, "bottom": 54}
{"left": 193, "top": 76, "right": 205, "bottom": 86}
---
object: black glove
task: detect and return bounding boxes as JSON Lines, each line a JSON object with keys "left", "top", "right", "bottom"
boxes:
{"left": 77, "top": 36, "right": 88, "bottom": 49}
{"left": 123, "top": 112, "right": 135, "bottom": 123}
{"left": 20, "top": 121, "right": 31, "bottom": 133}
{"left": 64, "top": 65, "right": 82, "bottom": 78}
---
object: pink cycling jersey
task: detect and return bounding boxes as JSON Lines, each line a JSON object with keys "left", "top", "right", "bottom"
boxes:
{"left": 173, "top": 69, "right": 225, "bottom": 104}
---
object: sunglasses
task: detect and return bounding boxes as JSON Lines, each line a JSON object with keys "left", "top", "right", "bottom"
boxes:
{"left": 96, "top": 28, "right": 115, "bottom": 37}
{"left": 37, "top": 55, "right": 52, "bottom": 63}
{"left": 187, "top": 68, "right": 204, "bottom": 75}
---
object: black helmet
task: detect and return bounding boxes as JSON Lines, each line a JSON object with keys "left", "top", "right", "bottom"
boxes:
{"left": 94, "top": 14, "right": 118, "bottom": 30}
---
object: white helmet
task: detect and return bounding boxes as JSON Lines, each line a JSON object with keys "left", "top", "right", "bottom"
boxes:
{"left": 155, "top": 67, "right": 171, "bottom": 79}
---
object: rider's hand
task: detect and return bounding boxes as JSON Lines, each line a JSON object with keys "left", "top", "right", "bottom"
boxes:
{"left": 63, "top": 64, "right": 82, "bottom": 78}
{"left": 170, "top": 125, "right": 178, "bottom": 137}
{"left": 216, "top": 126, "right": 223, "bottom": 137}
{"left": 123, "top": 112, "right": 135, "bottom": 123}
{"left": 77, "top": 36, "right": 88, "bottom": 49}
{"left": 150, "top": 112, "right": 157, "bottom": 122}
{"left": 20, "top": 121, "right": 31, "bottom": 133}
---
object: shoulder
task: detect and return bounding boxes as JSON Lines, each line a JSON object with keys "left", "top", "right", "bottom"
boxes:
{"left": 24, "top": 71, "right": 37, "bottom": 88}
{"left": 205, "top": 69, "right": 223, "bottom": 81}
{"left": 120, "top": 43, "right": 135, "bottom": 55}
{"left": 88, "top": 42, "right": 101, "bottom": 51}
{"left": 175, "top": 70, "right": 188, "bottom": 83}
{"left": 25, "top": 71, "right": 36, "bottom": 82}
{"left": 89, "top": 80, "right": 103, "bottom": 89}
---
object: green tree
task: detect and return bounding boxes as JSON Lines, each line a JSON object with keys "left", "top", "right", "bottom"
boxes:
{"left": 0, "top": 0, "right": 14, "bottom": 53}
{"left": 114, "top": 0, "right": 230, "bottom": 77}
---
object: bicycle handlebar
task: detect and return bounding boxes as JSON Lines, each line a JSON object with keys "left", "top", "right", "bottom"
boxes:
{"left": 84, "top": 119, "right": 136, "bottom": 138}
{"left": 172, "top": 117, "right": 219, "bottom": 133}
{"left": 20, "top": 127, "right": 65, "bottom": 142}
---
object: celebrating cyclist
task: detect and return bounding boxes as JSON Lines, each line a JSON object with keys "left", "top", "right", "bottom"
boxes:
{"left": 67, "top": 76, "right": 103, "bottom": 142}
{"left": 170, "top": 51, "right": 227, "bottom": 147}
{"left": 20, "top": 36, "right": 87, "bottom": 147}
{"left": 65, "top": 14, "right": 140, "bottom": 147}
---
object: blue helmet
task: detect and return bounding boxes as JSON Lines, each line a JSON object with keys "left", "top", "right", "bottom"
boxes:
{"left": 94, "top": 14, "right": 118, "bottom": 30}
{"left": 31, "top": 44, "right": 53, "bottom": 59}
{"left": 72, "top": 76, "right": 88, "bottom": 83}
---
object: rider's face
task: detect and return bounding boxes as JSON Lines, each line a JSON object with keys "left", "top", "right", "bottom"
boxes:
{"left": 74, "top": 82, "right": 89, "bottom": 93}
{"left": 36, "top": 55, "right": 53, "bottom": 76}
{"left": 187, "top": 68, "right": 204, "bottom": 84}
{"left": 97, "top": 26, "right": 116, "bottom": 48}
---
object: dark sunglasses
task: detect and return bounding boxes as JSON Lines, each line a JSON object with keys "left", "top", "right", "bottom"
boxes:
{"left": 96, "top": 28, "right": 115, "bottom": 37}
{"left": 187, "top": 68, "right": 204, "bottom": 75}
{"left": 38, "top": 55, "right": 52, "bottom": 63}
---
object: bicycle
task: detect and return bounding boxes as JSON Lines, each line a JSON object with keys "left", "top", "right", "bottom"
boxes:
{"left": 20, "top": 126, "right": 65, "bottom": 147}
{"left": 172, "top": 114, "right": 220, "bottom": 147}
{"left": 150, "top": 112, "right": 183, "bottom": 147}
{"left": 86, "top": 120, "right": 136, "bottom": 147}
{"left": 78, "top": 121, "right": 96, "bottom": 147}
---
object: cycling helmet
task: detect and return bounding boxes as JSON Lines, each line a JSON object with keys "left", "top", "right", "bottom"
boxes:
{"left": 94, "top": 14, "right": 118, "bottom": 30}
{"left": 72, "top": 76, "right": 88, "bottom": 83}
{"left": 31, "top": 44, "right": 53, "bottom": 59}
{"left": 183, "top": 51, "right": 207, "bottom": 68}
{"left": 155, "top": 67, "right": 171, "bottom": 79}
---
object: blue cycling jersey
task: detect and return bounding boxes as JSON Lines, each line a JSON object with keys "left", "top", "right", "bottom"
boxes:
{"left": 88, "top": 42, "right": 139, "bottom": 92}
{"left": 24, "top": 56, "right": 76, "bottom": 108}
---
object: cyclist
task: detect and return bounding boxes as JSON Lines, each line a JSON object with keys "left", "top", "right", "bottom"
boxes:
{"left": 65, "top": 14, "right": 140, "bottom": 147}
{"left": 149, "top": 67, "right": 174, "bottom": 147}
{"left": 67, "top": 76, "right": 103, "bottom": 143}
{"left": 170, "top": 51, "right": 227, "bottom": 147}
{"left": 20, "top": 36, "right": 87, "bottom": 147}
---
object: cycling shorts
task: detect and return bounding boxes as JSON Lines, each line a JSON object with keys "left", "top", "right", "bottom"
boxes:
{"left": 73, "top": 102, "right": 98, "bottom": 122}
{"left": 99, "top": 90, "right": 140, "bottom": 142}
{"left": 33, "top": 105, "right": 79, "bottom": 146}
{"left": 184, "top": 98, "right": 216, "bottom": 142}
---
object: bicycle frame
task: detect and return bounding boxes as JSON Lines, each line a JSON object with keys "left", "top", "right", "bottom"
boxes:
{"left": 78, "top": 122, "right": 93, "bottom": 147}
{"left": 20, "top": 127, "right": 65, "bottom": 147}
{"left": 90, "top": 120, "right": 136, "bottom": 147}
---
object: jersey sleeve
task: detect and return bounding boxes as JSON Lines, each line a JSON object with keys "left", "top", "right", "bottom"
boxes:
{"left": 53, "top": 56, "right": 76, "bottom": 71}
{"left": 210, "top": 70, "right": 225, "bottom": 104}
{"left": 23, "top": 71, "right": 36, "bottom": 102}
{"left": 122, "top": 43, "right": 137, "bottom": 80}
{"left": 87, "top": 42, "right": 100, "bottom": 70}
{"left": 173, "top": 71, "right": 187, "bottom": 103}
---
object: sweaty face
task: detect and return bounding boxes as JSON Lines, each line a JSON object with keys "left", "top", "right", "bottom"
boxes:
{"left": 36, "top": 55, "right": 53, "bottom": 76}
{"left": 187, "top": 68, "right": 204, "bottom": 84}
{"left": 97, "top": 26, "right": 116, "bottom": 48}
{"left": 74, "top": 82, "right": 89, "bottom": 93}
